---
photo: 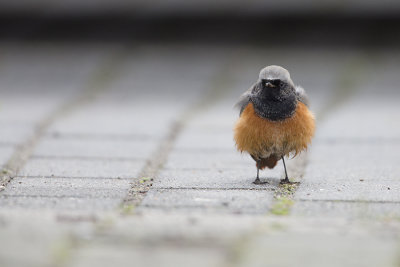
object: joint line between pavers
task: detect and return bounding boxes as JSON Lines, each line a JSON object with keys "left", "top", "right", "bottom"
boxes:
{"left": 154, "top": 187, "right": 276, "bottom": 191}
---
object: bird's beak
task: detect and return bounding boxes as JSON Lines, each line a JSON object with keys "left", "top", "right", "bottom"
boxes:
{"left": 266, "top": 82, "right": 276, "bottom": 88}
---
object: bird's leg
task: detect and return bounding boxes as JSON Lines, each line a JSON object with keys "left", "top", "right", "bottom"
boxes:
{"left": 280, "top": 156, "right": 291, "bottom": 184}
{"left": 257, "top": 165, "right": 259, "bottom": 179}
{"left": 253, "top": 165, "right": 261, "bottom": 184}
{"left": 253, "top": 162, "right": 267, "bottom": 184}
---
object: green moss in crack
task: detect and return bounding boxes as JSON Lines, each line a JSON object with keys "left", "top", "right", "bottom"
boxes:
{"left": 270, "top": 197, "right": 294, "bottom": 216}
{"left": 139, "top": 177, "right": 153, "bottom": 184}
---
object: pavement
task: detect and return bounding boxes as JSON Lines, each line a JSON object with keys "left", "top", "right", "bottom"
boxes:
{"left": 0, "top": 42, "right": 399, "bottom": 267}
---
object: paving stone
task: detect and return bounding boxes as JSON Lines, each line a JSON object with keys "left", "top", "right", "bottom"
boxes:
{"left": 0, "top": 145, "right": 15, "bottom": 168}
{"left": 317, "top": 98, "right": 400, "bottom": 140}
{"left": 236, "top": 231, "right": 400, "bottom": 267}
{"left": 163, "top": 150, "right": 252, "bottom": 170}
{"left": 295, "top": 140, "right": 400, "bottom": 202}
{"left": 33, "top": 137, "right": 158, "bottom": 160}
{"left": 0, "top": 45, "right": 111, "bottom": 124}
{"left": 0, "top": 211, "right": 96, "bottom": 267}
{"left": 292, "top": 200, "right": 400, "bottom": 219}
{"left": 294, "top": 78, "right": 400, "bottom": 214}
{"left": 0, "top": 124, "right": 34, "bottom": 145}
{"left": 0, "top": 96, "right": 69, "bottom": 124}
{"left": 156, "top": 163, "right": 283, "bottom": 189}
{"left": 173, "top": 129, "right": 235, "bottom": 150}
{"left": 184, "top": 100, "right": 239, "bottom": 130}
{"left": 0, "top": 195, "right": 123, "bottom": 211}
{"left": 140, "top": 189, "right": 273, "bottom": 214}
{"left": 2, "top": 177, "right": 131, "bottom": 198}
{"left": 228, "top": 216, "right": 400, "bottom": 267}
{"left": 65, "top": 212, "right": 265, "bottom": 267}
{"left": 18, "top": 158, "right": 144, "bottom": 178}
{"left": 46, "top": 103, "right": 181, "bottom": 138}
{"left": 69, "top": 244, "right": 227, "bottom": 267}
{"left": 46, "top": 46, "right": 222, "bottom": 138}
{"left": 90, "top": 211, "right": 264, "bottom": 245}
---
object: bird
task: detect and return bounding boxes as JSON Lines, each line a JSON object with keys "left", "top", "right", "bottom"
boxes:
{"left": 234, "top": 65, "right": 315, "bottom": 184}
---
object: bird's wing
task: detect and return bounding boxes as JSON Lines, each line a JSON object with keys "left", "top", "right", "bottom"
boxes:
{"left": 295, "top": 85, "right": 309, "bottom": 107}
{"left": 234, "top": 83, "right": 256, "bottom": 116}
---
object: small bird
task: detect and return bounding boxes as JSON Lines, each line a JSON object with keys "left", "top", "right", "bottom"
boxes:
{"left": 234, "top": 65, "right": 315, "bottom": 184}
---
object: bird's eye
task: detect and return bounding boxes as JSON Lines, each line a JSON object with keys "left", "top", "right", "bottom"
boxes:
{"left": 272, "top": 79, "right": 281, "bottom": 87}
{"left": 262, "top": 79, "right": 281, "bottom": 88}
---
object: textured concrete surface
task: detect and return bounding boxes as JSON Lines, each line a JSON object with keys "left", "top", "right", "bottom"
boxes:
{"left": 140, "top": 189, "right": 273, "bottom": 214}
{"left": 0, "top": 45, "right": 400, "bottom": 267}
{"left": 17, "top": 157, "right": 145, "bottom": 178}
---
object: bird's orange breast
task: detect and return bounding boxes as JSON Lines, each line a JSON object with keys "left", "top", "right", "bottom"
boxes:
{"left": 234, "top": 102, "right": 315, "bottom": 158}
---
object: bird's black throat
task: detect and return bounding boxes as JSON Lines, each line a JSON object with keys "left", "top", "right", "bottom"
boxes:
{"left": 250, "top": 84, "right": 297, "bottom": 121}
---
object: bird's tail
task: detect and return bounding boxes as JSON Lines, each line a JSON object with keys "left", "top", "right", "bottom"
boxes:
{"left": 256, "top": 156, "right": 278, "bottom": 170}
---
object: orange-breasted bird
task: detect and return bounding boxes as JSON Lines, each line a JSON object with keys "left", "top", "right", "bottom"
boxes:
{"left": 234, "top": 65, "right": 315, "bottom": 184}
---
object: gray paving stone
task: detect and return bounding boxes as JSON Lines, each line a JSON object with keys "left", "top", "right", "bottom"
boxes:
{"left": 0, "top": 145, "right": 15, "bottom": 168}
{"left": 2, "top": 177, "right": 131, "bottom": 198}
{"left": 140, "top": 189, "right": 273, "bottom": 214}
{"left": 156, "top": 163, "right": 283, "bottom": 189}
{"left": 236, "top": 231, "right": 400, "bottom": 267}
{"left": 0, "top": 45, "right": 111, "bottom": 124}
{"left": 184, "top": 101, "right": 239, "bottom": 131}
{"left": 0, "top": 44, "right": 109, "bottom": 93}
{"left": 0, "top": 211, "right": 96, "bottom": 267}
{"left": 46, "top": 46, "right": 222, "bottom": 138}
{"left": 46, "top": 103, "right": 180, "bottom": 138}
{"left": 317, "top": 97, "right": 400, "bottom": 140}
{"left": 69, "top": 244, "right": 226, "bottom": 267}
{"left": 0, "top": 96, "right": 68, "bottom": 124}
{"left": 295, "top": 141, "right": 400, "bottom": 202}
{"left": 18, "top": 158, "right": 144, "bottom": 178}
{"left": 33, "top": 137, "right": 158, "bottom": 160}
{"left": 0, "top": 124, "right": 34, "bottom": 145}
{"left": 173, "top": 129, "right": 235, "bottom": 150}
{"left": 294, "top": 77, "right": 400, "bottom": 214}
{"left": 292, "top": 200, "right": 400, "bottom": 219}
{"left": 0, "top": 195, "right": 123, "bottom": 210}
{"left": 164, "top": 150, "right": 252, "bottom": 170}
{"left": 89, "top": 211, "right": 264, "bottom": 245}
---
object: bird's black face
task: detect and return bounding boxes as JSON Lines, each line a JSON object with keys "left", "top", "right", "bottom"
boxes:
{"left": 261, "top": 79, "right": 282, "bottom": 89}
{"left": 255, "top": 78, "right": 294, "bottom": 103}
{"left": 259, "top": 78, "right": 287, "bottom": 99}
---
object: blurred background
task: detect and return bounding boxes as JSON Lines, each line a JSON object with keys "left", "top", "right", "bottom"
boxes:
{"left": 1, "top": 1, "right": 400, "bottom": 267}
{"left": 1, "top": 0, "right": 400, "bottom": 45}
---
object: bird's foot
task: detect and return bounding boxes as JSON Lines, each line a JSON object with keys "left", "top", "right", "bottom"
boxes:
{"left": 279, "top": 177, "right": 299, "bottom": 185}
{"left": 253, "top": 178, "right": 269, "bottom": 185}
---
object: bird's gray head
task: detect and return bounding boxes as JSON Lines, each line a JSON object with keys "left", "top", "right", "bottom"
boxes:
{"left": 252, "top": 65, "right": 296, "bottom": 101}
{"left": 258, "top": 65, "right": 294, "bottom": 89}
{"left": 248, "top": 65, "right": 298, "bottom": 120}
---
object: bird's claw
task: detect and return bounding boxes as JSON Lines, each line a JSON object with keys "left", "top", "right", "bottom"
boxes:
{"left": 279, "top": 178, "right": 299, "bottom": 185}
{"left": 253, "top": 178, "right": 269, "bottom": 185}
